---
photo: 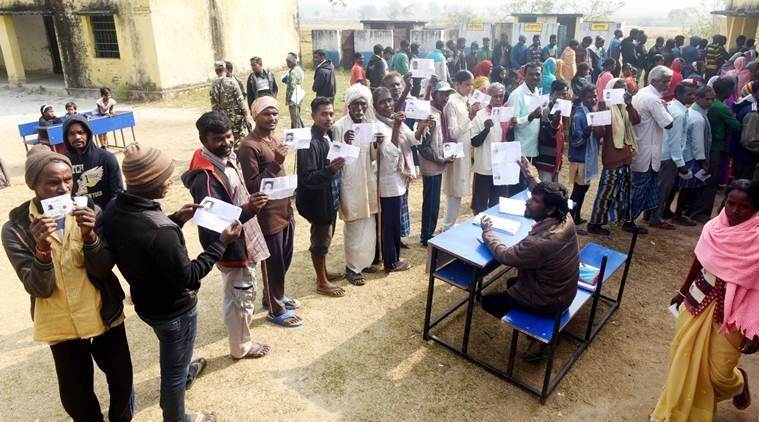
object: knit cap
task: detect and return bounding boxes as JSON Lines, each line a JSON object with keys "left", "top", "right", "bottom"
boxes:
{"left": 122, "top": 143, "right": 174, "bottom": 194}
{"left": 25, "top": 145, "right": 71, "bottom": 189}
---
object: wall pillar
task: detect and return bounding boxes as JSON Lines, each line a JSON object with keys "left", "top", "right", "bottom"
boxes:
{"left": 0, "top": 16, "right": 26, "bottom": 86}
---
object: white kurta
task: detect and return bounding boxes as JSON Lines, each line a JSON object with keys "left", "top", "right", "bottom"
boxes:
{"left": 333, "top": 115, "right": 378, "bottom": 272}
{"left": 442, "top": 92, "right": 473, "bottom": 198}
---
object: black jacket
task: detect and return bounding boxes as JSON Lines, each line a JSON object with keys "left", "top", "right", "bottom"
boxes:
{"left": 63, "top": 116, "right": 124, "bottom": 209}
{"left": 100, "top": 192, "right": 225, "bottom": 320}
{"left": 313, "top": 59, "right": 336, "bottom": 99}
{"left": 246, "top": 70, "right": 279, "bottom": 109}
{"left": 296, "top": 126, "right": 340, "bottom": 224}
{"left": 620, "top": 37, "right": 637, "bottom": 66}
{"left": 2, "top": 199, "right": 124, "bottom": 325}
{"left": 181, "top": 148, "right": 259, "bottom": 266}
{"left": 366, "top": 55, "right": 386, "bottom": 88}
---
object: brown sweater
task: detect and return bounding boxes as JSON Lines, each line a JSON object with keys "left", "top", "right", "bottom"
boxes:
{"left": 238, "top": 133, "right": 293, "bottom": 236}
{"left": 483, "top": 216, "right": 579, "bottom": 314}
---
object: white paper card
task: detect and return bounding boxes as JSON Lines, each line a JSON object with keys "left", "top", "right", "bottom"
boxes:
{"left": 694, "top": 169, "right": 711, "bottom": 182}
{"left": 41, "top": 194, "right": 74, "bottom": 218}
{"left": 327, "top": 142, "right": 361, "bottom": 165}
{"left": 603, "top": 88, "right": 626, "bottom": 105}
{"left": 442, "top": 142, "right": 465, "bottom": 159}
{"left": 491, "top": 141, "right": 522, "bottom": 164}
{"left": 472, "top": 213, "right": 521, "bottom": 235}
{"left": 550, "top": 99, "right": 572, "bottom": 117}
{"left": 352, "top": 123, "right": 380, "bottom": 145}
{"left": 490, "top": 106, "right": 514, "bottom": 123}
{"left": 260, "top": 175, "right": 298, "bottom": 200}
{"left": 73, "top": 196, "right": 88, "bottom": 208}
{"left": 499, "top": 197, "right": 526, "bottom": 216}
{"left": 492, "top": 162, "right": 521, "bottom": 186}
{"left": 192, "top": 197, "right": 242, "bottom": 233}
{"left": 468, "top": 90, "right": 491, "bottom": 107}
{"left": 291, "top": 86, "right": 306, "bottom": 104}
{"left": 283, "top": 128, "right": 312, "bottom": 150}
{"left": 586, "top": 110, "right": 612, "bottom": 126}
{"left": 404, "top": 98, "right": 431, "bottom": 120}
{"left": 410, "top": 58, "right": 435, "bottom": 78}
{"left": 529, "top": 94, "right": 550, "bottom": 111}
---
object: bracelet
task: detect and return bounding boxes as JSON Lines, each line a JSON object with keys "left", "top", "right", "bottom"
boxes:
{"left": 35, "top": 247, "right": 52, "bottom": 257}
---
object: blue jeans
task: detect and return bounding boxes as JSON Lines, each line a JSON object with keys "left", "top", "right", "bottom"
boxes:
{"left": 421, "top": 175, "right": 442, "bottom": 244}
{"left": 141, "top": 306, "right": 197, "bottom": 422}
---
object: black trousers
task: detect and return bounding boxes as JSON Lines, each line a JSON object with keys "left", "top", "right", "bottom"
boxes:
{"left": 471, "top": 172, "right": 510, "bottom": 214}
{"left": 49, "top": 323, "right": 133, "bottom": 422}
{"left": 481, "top": 278, "right": 553, "bottom": 319}
{"left": 380, "top": 195, "right": 402, "bottom": 269}
{"left": 263, "top": 219, "right": 295, "bottom": 316}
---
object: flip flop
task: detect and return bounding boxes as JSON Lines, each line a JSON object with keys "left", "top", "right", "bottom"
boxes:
{"left": 262, "top": 296, "right": 302, "bottom": 311}
{"left": 734, "top": 368, "right": 751, "bottom": 410}
{"left": 233, "top": 343, "right": 271, "bottom": 359}
{"left": 317, "top": 285, "right": 346, "bottom": 297}
{"left": 266, "top": 311, "right": 303, "bottom": 328}
{"left": 186, "top": 357, "right": 207, "bottom": 390}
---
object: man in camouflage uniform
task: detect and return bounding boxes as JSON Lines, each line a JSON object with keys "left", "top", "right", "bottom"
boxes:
{"left": 210, "top": 60, "right": 251, "bottom": 147}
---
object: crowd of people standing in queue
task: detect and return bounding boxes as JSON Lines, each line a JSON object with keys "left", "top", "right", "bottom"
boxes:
{"left": 2, "top": 25, "right": 759, "bottom": 421}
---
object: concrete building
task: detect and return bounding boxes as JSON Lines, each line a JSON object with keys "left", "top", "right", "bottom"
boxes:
{"left": 360, "top": 20, "right": 426, "bottom": 48}
{"left": 0, "top": 0, "right": 300, "bottom": 98}
{"left": 712, "top": 0, "right": 759, "bottom": 44}
{"left": 511, "top": 13, "right": 584, "bottom": 46}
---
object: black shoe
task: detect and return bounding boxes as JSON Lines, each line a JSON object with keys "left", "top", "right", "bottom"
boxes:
{"left": 587, "top": 223, "right": 610, "bottom": 235}
{"left": 186, "top": 357, "right": 207, "bottom": 390}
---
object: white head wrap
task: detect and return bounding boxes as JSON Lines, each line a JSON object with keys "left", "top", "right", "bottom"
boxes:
{"left": 343, "top": 83, "right": 376, "bottom": 121}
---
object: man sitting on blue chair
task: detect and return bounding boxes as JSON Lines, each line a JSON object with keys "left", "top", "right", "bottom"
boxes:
{"left": 479, "top": 157, "right": 580, "bottom": 320}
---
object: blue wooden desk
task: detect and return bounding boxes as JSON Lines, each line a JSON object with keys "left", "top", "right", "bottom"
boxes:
{"left": 42, "top": 111, "right": 137, "bottom": 149}
{"left": 422, "top": 189, "right": 638, "bottom": 402}
{"left": 423, "top": 189, "right": 532, "bottom": 355}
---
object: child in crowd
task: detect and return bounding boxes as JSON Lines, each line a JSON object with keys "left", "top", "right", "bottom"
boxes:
{"left": 37, "top": 104, "right": 64, "bottom": 153}
{"left": 94, "top": 87, "right": 116, "bottom": 148}
{"left": 62, "top": 102, "right": 86, "bottom": 123}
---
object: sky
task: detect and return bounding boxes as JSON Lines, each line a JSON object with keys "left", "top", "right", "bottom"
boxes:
{"left": 300, "top": 0, "right": 714, "bottom": 21}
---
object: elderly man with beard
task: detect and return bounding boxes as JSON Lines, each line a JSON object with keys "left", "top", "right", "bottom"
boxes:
{"left": 373, "top": 87, "right": 425, "bottom": 272}
{"left": 630, "top": 65, "right": 674, "bottom": 233}
{"left": 332, "top": 84, "right": 382, "bottom": 286}
{"left": 381, "top": 71, "right": 417, "bottom": 246}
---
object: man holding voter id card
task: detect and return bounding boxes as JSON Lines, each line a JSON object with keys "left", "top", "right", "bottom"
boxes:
{"left": 3, "top": 145, "right": 133, "bottom": 422}
{"left": 183, "top": 111, "right": 272, "bottom": 359}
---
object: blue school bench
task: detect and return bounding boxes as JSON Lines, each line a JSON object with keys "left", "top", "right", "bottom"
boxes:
{"left": 423, "top": 189, "right": 638, "bottom": 403}
{"left": 17, "top": 111, "right": 137, "bottom": 152}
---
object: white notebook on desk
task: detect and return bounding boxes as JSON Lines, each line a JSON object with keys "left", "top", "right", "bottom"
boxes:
{"left": 471, "top": 214, "right": 521, "bottom": 235}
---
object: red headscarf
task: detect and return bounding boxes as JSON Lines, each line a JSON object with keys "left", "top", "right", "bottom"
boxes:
{"left": 663, "top": 58, "right": 684, "bottom": 101}
{"left": 473, "top": 60, "right": 493, "bottom": 78}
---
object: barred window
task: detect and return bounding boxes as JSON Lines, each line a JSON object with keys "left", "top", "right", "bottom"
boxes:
{"left": 91, "top": 16, "right": 120, "bottom": 59}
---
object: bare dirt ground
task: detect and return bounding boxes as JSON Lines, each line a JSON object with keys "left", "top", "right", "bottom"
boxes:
{"left": 1, "top": 71, "right": 757, "bottom": 421}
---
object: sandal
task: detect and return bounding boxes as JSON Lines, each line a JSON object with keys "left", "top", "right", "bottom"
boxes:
{"left": 266, "top": 311, "right": 303, "bottom": 328}
{"left": 346, "top": 269, "right": 366, "bottom": 286}
{"left": 734, "top": 368, "right": 751, "bottom": 410}
{"left": 363, "top": 265, "right": 380, "bottom": 274}
{"left": 186, "top": 357, "right": 207, "bottom": 390}
{"left": 262, "top": 296, "right": 301, "bottom": 311}
{"left": 385, "top": 261, "right": 412, "bottom": 274}
{"left": 234, "top": 343, "right": 271, "bottom": 359}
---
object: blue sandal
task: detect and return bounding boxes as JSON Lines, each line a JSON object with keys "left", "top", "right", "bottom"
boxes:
{"left": 262, "top": 296, "right": 301, "bottom": 311}
{"left": 266, "top": 311, "right": 303, "bottom": 328}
